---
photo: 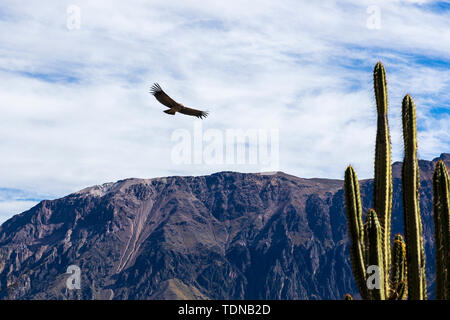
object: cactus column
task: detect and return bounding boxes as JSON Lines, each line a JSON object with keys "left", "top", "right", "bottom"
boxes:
{"left": 343, "top": 62, "right": 394, "bottom": 300}
{"left": 389, "top": 234, "right": 407, "bottom": 300}
{"left": 433, "top": 160, "right": 450, "bottom": 300}
{"left": 364, "top": 209, "right": 386, "bottom": 300}
{"left": 344, "top": 166, "right": 367, "bottom": 299}
{"left": 401, "top": 95, "right": 427, "bottom": 300}
{"left": 372, "top": 62, "right": 393, "bottom": 295}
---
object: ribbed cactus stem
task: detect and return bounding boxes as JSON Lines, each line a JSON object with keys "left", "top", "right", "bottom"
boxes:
{"left": 364, "top": 209, "right": 386, "bottom": 300}
{"left": 389, "top": 234, "right": 407, "bottom": 300}
{"left": 373, "top": 62, "right": 393, "bottom": 295}
{"left": 344, "top": 166, "right": 367, "bottom": 299}
{"left": 433, "top": 160, "right": 450, "bottom": 300}
{"left": 401, "top": 94, "right": 427, "bottom": 300}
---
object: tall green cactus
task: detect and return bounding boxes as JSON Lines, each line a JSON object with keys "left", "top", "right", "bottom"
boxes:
{"left": 343, "top": 62, "right": 433, "bottom": 300}
{"left": 401, "top": 94, "right": 427, "bottom": 300}
{"left": 344, "top": 62, "right": 399, "bottom": 300}
{"left": 344, "top": 166, "right": 368, "bottom": 299}
{"left": 344, "top": 62, "right": 450, "bottom": 300}
{"left": 433, "top": 160, "right": 450, "bottom": 300}
{"left": 373, "top": 62, "right": 393, "bottom": 295}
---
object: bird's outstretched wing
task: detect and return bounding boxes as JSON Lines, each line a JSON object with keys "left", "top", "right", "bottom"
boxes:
{"left": 150, "top": 83, "right": 182, "bottom": 109}
{"left": 180, "top": 107, "right": 209, "bottom": 119}
{"left": 150, "top": 83, "right": 209, "bottom": 119}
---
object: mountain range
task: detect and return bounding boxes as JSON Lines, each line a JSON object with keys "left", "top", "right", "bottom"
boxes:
{"left": 0, "top": 153, "right": 448, "bottom": 299}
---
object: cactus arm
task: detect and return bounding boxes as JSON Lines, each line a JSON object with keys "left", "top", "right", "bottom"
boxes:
{"left": 401, "top": 95, "right": 427, "bottom": 300}
{"left": 389, "top": 234, "right": 407, "bottom": 300}
{"left": 344, "top": 166, "right": 368, "bottom": 299}
{"left": 364, "top": 209, "right": 386, "bottom": 300}
{"left": 433, "top": 160, "right": 450, "bottom": 300}
{"left": 372, "top": 62, "right": 393, "bottom": 295}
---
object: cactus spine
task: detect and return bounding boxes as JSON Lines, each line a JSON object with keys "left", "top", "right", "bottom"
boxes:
{"left": 433, "top": 160, "right": 450, "bottom": 299}
{"left": 401, "top": 95, "right": 427, "bottom": 300}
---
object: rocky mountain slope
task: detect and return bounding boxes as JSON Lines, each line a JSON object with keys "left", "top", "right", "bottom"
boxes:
{"left": 0, "top": 154, "right": 448, "bottom": 300}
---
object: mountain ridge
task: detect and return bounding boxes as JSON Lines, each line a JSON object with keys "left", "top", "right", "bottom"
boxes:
{"left": 0, "top": 153, "right": 448, "bottom": 299}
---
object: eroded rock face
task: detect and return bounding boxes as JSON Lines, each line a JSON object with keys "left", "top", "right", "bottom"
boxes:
{"left": 0, "top": 154, "right": 448, "bottom": 300}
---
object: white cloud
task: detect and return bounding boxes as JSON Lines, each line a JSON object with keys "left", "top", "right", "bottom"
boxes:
{"left": 0, "top": 0, "right": 448, "bottom": 220}
{"left": 0, "top": 200, "right": 39, "bottom": 225}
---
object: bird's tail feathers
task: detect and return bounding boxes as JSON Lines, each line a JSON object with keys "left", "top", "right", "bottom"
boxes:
{"left": 164, "top": 109, "right": 177, "bottom": 115}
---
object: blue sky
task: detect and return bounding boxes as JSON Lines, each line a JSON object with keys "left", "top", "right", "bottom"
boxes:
{"left": 0, "top": 0, "right": 449, "bottom": 223}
